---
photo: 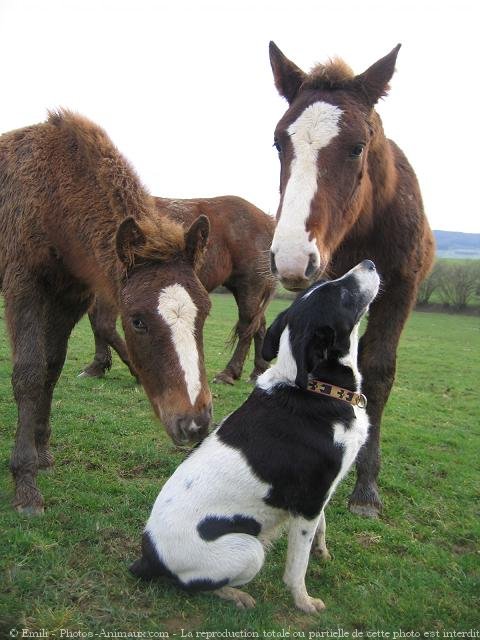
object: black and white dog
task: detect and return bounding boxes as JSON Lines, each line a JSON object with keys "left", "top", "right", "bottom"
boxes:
{"left": 130, "top": 260, "right": 380, "bottom": 612}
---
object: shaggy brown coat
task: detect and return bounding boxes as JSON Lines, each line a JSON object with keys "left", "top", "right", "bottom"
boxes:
{"left": 0, "top": 110, "right": 212, "bottom": 513}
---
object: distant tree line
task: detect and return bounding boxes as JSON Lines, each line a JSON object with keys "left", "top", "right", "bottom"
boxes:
{"left": 417, "top": 260, "right": 480, "bottom": 311}
{"left": 219, "top": 259, "right": 480, "bottom": 312}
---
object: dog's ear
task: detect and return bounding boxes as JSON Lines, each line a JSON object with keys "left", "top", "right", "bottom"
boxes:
{"left": 262, "top": 309, "right": 289, "bottom": 361}
{"left": 293, "top": 325, "right": 336, "bottom": 389}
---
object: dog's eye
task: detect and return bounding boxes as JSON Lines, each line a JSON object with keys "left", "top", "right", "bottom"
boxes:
{"left": 132, "top": 317, "right": 147, "bottom": 333}
{"left": 349, "top": 144, "right": 365, "bottom": 159}
{"left": 273, "top": 140, "right": 282, "bottom": 154}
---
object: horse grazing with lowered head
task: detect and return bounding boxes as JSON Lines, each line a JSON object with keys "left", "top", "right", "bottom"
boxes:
{"left": 268, "top": 43, "right": 435, "bottom": 517}
{"left": 80, "top": 196, "right": 277, "bottom": 385}
{"left": 0, "top": 110, "right": 212, "bottom": 514}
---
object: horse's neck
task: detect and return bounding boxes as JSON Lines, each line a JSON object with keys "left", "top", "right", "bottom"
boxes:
{"left": 54, "top": 207, "right": 122, "bottom": 304}
{"left": 367, "top": 115, "right": 397, "bottom": 213}
{"left": 332, "top": 121, "right": 397, "bottom": 271}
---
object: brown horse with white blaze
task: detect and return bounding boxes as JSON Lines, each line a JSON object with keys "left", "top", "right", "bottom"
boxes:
{"left": 0, "top": 110, "right": 212, "bottom": 514}
{"left": 268, "top": 43, "right": 435, "bottom": 516}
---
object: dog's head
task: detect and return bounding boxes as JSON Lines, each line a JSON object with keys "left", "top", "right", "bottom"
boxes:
{"left": 262, "top": 260, "right": 380, "bottom": 388}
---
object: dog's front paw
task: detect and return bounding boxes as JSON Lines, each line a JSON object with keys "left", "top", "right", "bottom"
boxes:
{"left": 294, "top": 594, "right": 326, "bottom": 613}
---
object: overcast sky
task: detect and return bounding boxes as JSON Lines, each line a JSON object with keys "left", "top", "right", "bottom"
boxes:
{"left": 0, "top": 0, "right": 478, "bottom": 233}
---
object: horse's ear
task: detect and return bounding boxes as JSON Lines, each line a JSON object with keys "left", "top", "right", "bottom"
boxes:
{"left": 262, "top": 308, "right": 289, "bottom": 361}
{"left": 354, "top": 44, "right": 401, "bottom": 106}
{"left": 116, "top": 217, "right": 146, "bottom": 267}
{"left": 184, "top": 215, "right": 210, "bottom": 270}
{"left": 269, "top": 41, "right": 306, "bottom": 104}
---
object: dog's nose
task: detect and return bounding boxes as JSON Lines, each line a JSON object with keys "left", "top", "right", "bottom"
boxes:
{"left": 361, "top": 259, "right": 376, "bottom": 272}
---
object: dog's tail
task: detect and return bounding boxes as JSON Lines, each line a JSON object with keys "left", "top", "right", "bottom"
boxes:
{"left": 129, "top": 531, "right": 172, "bottom": 581}
{"left": 129, "top": 556, "right": 155, "bottom": 580}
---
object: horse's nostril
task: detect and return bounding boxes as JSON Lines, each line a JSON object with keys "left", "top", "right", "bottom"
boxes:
{"left": 305, "top": 253, "right": 318, "bottom": 279}
{"left": 196, "top": 405, "right": 212, "bottom": 429}
{"left": 270, "top": 251, "right": 278, "bottom": 275}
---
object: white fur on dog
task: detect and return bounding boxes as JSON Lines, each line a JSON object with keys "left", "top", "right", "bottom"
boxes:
{"left": 146, "top": 432, "right": 285, "bottom": 587}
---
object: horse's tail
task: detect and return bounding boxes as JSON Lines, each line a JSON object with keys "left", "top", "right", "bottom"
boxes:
{"left": 47, "top": 108, "right": 151, "bottom": 220}
{"left": 226, "top": 274, "right": 277, "bottom": 351}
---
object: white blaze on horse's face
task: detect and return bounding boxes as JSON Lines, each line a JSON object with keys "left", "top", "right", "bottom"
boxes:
{"left": 157, "top": 284, "right": 201, "bottom": 406}
{"left": 272, "top": 101, "right": 343, "bottom": 289}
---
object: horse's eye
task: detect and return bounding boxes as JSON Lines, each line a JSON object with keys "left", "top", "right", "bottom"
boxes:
{"left": 273, "top": 140, "right": 282, "bottom": 154}
{"left": 350, "top": 144, "right": 365, "bottom": 158}
{"left": 132, "top": 318, "right": 147, "bottom": 333}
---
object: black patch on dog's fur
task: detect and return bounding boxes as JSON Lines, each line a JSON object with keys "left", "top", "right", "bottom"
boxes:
{"left": 219, "top": 387, "right": 347, "bottom": 519}
{"left": 130, "top": 531, "right": 229, "bottom": 593}
{"left": 197, "top": 514, "right": 261, "bottom": 541}
{"left": 183, "top": 577, "right": 229, "bottom": 592}
{"left": 129, "top": 531, "right": 175, "bottom": 581}
{"left": 219, "top": 272, "right": 371, "bottom": 520}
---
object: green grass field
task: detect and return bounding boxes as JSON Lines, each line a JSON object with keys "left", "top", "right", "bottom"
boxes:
{"left": 1, "top": 294, "right": 479, "bottom": 635}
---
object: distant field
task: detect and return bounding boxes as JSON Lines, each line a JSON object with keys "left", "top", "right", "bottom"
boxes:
{"left": 0, "top": 295, "right": 479, "bottom": 634}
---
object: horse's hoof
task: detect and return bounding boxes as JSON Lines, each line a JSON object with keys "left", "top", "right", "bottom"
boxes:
{"left": 15, "top": 503, "right": 44, "bottom": 516}
{"left": 213, "top": 372, "right": 236, "bottom": 385}
{"left": 77, "top": 368, "right": 105, "bottom": 378}
{"left": 14, "top": 481, "right": 45, "bottom": 515}
{"left": 349, "top": 502, "right": 381, "bottom": 518}
{"left": 349, "top": 484, "right": 382, "bottom": 518}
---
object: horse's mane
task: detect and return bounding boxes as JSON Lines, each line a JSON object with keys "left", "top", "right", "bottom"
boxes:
{"left": 48, "top": 109, "right": 185, "bottom": 262}
{"left": 302, "top": 58, "right": 355, "bottom": 91}
{"left": 302, "top": 58, "right": 392, "bottom": 100}
{"left": 128, "top": 216, "right": 185, "bottom": 266}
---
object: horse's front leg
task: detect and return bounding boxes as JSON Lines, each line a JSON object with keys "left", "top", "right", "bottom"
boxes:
{"left": 249, "top": 315, "right": 270, "bottom": 381}
{"left": 37, "top": 293, "right": 91, "bottom": 470}
{"left": 214, "top": 320, "right": 252, "bottom": 385}
{"left": 348, "top": 283, "right": 415, "bottom": 517}
{"left": 6, "top": 288, "right": 48, "bottom": 514}
{"left": 79, "top": 301, "right": 113, "bottom": 378}
{"left": 213, "top": 284, "right": 253, "bottom": 385}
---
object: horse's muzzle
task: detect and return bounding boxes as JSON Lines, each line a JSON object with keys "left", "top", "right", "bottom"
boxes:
{"left": 271, "top": 251, "right": 321, "bottom": 291}
{"left": 166, "top": 404, "right": 212, "bottom": 445}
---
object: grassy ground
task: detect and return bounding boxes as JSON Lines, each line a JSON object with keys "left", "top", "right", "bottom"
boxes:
{"left": 0, "top": 294, "right": 479, "bottom": 635}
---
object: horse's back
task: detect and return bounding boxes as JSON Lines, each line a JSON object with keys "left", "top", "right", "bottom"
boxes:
{"left": 0, "top": 115, "right": 118, "bottom": 300}
{"left": 154, "top": 196, "right": 275, "bottom": 291}
{"left": 0, "top": 123, "right": 54, "bottom": 280}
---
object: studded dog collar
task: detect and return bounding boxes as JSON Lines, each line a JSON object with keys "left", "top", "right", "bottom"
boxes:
{"left": 307, "top": 379, "right": 368, "bottom": 409}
